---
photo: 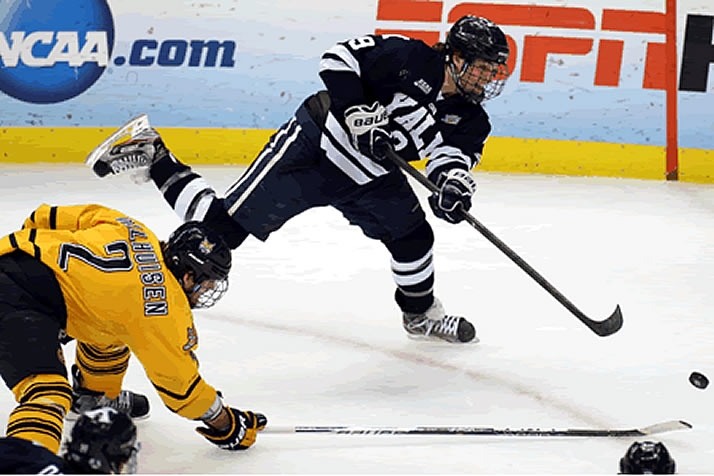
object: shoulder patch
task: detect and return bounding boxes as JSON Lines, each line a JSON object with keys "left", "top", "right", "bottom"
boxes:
{"left": 442, "top": 114, "right": 462, "bottom": 125}
{"left": 183, "top": 326, "right": 198, "bottom": 351}
{"left": 414, "top": 78, "right": 432, "bottom": 95}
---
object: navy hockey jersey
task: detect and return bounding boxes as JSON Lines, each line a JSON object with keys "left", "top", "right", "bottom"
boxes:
{"left": 317, "top": 34, "right": 492, "bottom": 185}
{"left": 0, "top": 437, "right": 67, "bottom": 474}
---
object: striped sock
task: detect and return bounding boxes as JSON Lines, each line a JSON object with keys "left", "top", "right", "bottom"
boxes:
{"left": 8, "top": 374, "right": 73, "bottom": 453}
{"left": 75, "top": 342, "right": 130, "bottom": 399}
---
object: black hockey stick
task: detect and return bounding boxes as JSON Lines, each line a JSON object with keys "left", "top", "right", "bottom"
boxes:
{"left": 384, "top": 148, "right": 623, "bottom": 337}
{"left": 264, "top": 420, "right": 691, "bottom": 437}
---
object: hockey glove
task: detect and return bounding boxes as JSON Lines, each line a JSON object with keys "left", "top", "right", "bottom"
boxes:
{"left": 428, "top": 168, "right": 477, "bottom": 224}
{"left": 196, "top": 407, "right": 267, "bottom": 451}
{"left": 344, "top": 101, "right": 393, "bottom": 160}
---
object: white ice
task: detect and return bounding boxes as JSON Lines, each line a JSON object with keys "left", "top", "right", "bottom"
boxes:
{"left": 0, "top": 164, "right": 712, "bottom": 474}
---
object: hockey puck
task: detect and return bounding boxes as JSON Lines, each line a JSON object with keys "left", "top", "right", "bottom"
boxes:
{"left": 689, "top": 371, "right": 709, "bottom": 389}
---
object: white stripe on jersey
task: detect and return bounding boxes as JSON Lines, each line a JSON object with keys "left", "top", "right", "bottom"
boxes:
{"left": 324, "top": 112, "right": 389, "bottom": 176}
{"left": 226, "top": 124, "right": 302, "bottom": 216}
{"left": 427, "top": 144, "right": 480, "bottom": 168}
{"left": 426, "top": 145, "right": 475, "bottom": 174}
{"left": 174, "top": 177, "right": 213, "bottom": 221}
{"left": 320, "top": 44, "right": 360, "bottom": 76}
{"left": 224, "top": 118, "right": 297, "bottom": 198}
{"left": 320, "top": 135, "right": 372, "bottom": 185}
{"left": 319, "top": 57, "right": 355, "bottom": 74}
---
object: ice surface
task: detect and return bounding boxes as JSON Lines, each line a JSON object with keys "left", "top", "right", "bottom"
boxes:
{"left": 1, "top": 164, "right": 712, "bottom": 473}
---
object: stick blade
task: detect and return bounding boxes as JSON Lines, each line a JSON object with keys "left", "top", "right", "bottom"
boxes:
{"left": 586, "top": 304, "right": 623, "bottom": 337}
{"left": 639, "top": 420, "right": 692, "bottom": 435}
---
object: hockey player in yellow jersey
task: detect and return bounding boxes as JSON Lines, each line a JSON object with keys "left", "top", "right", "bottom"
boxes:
{"left": 0, "top": 203, "right": 266, "bottom": 455}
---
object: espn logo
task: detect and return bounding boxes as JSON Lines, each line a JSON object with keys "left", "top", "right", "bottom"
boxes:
{"left": 375, "top": 0, "right": 714, "bottom": 92}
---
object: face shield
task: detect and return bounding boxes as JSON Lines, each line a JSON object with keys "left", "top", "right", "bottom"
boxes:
{"left": 187, "top": 277, "right": 229, "bottom": 309}
{"left": 449, "top": 57, "right": 509, "bottom": 104}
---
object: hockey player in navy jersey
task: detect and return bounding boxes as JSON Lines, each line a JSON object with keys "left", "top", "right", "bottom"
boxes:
{"left": 88, "top": 16, "right": 510, "bottom": 344}
{"left": 0, "top": 407, "right": 139, "bottom": 474}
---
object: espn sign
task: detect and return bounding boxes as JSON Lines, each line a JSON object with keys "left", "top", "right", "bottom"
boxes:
{"left": 376, "top": 1, "right": 713, "bottom": 92}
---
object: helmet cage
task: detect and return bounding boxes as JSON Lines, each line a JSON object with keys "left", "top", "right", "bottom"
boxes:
{"left": 188, "top": 277, "right": 229, "bottom": 309}
{"left": 448, "top": 59, "right": 509, "bottom": 104}
{"left": 446, "top": 15, "right": 510, "bottom": 104}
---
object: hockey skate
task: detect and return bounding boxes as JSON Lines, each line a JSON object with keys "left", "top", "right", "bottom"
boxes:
{"left": 402, "top": 298, "right": 478, "bottom": 343}
{"left": 68, "top": 365, "right": 150, "bottom": 421}
{"left": 85, "top": 113, "right": 165, "bottom": 183}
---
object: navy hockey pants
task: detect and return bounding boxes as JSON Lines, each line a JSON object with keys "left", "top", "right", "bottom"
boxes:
{"left": 222, "top": 104, "right": 427, "bottom": 243}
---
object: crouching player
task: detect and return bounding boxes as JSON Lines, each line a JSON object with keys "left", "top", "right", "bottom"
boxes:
{"left": 0, "top": 204, "right": 265, "bottom": 458}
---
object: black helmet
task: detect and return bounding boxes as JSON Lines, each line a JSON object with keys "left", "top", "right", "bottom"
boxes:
{"left": 445, "top": 15, "right": 510, "bottom": 103}
{"left": 64, "top": 407, "right": 139, "bottom": 474}
{"left": 164, "top": 221, "right": 231, "bottom": 308}
{"left": 447, "top": 15, "right": 509, "bottom": 65}
{"left": 619, "top": 441, "right": 676, "bottom": 474}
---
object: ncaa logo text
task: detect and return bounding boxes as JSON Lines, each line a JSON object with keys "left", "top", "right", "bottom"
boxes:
{"left": 0, "top": 0, "right": 237, "bottom": 104}
{"left": 0, "top": 0, "right": 114, "bottom": 104}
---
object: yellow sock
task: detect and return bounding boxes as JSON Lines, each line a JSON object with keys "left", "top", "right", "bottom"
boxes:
{"left": 75, "top": 342, "right": 129, "bottom": 399}
{"left": 8, "top": 374, "right": 73, "bottom": 453}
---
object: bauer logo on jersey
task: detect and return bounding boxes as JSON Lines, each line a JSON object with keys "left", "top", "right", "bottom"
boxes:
{"left": 0, "top": 0, "right": 115, "bottom": 104}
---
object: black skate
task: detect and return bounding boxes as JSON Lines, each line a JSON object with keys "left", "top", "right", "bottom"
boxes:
{"left": 402, "top": 298, "right": 478, "bottom": 344}
{"left": 68, "top": 365, "right": 150, "bottom": 421}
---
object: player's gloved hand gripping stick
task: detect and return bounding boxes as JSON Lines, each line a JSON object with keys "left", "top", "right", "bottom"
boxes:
{"left": 196, "top": 407, "right": 267, "bottom": 451}
{"left": 383, "top": 148, "right": 623, "bottom": 337}
{"left": 344, "top": 101, "right": 393, "bottom": 161}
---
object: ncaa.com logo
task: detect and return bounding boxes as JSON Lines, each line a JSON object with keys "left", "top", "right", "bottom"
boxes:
{"left": 0, "top": 0, "right": 236, "bottom": 104}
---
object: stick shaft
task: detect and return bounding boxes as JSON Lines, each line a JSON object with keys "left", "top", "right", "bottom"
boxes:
{"left": 384, "top": 148, "right": 622, "bottom": 337}
{"left": 263, "top": 420, "right": 690, "bottom": 437}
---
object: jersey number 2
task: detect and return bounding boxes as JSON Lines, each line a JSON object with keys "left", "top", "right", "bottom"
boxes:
{"left": 58, "top": 240, "right": 134, "bottom": 272}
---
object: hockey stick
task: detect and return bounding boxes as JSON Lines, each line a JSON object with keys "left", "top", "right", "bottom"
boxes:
{"left": 263, "top": 420, "right": 691, "bottom": 437}
{"left": 384, "top": 148, "right": 623, "bottom": 337}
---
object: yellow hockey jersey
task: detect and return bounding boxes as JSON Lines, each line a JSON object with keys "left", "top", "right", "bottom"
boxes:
{"left": 0, "top": 204, "right": 217, "bottom": 420}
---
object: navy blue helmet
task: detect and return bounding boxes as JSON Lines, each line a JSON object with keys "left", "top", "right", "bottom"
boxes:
{"left": 64, "top": 407, "right": 139, "bottom": 474}
{"left": 445, "top": 15, "right": 510, "bottom": 103}
{"left": 619, "top": 441, "right": 676, "bottom": 474}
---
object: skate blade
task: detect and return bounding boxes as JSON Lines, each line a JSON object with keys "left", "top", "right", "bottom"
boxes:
{"left": 405, "top": 332, "right": 480, "bottom": 345}
{"left": 85, "top": 113, "right": 152, "bottom": 169}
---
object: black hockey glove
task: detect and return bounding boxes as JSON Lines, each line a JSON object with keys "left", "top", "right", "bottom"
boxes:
{"left": 428, "top": 168, "right": 477, "bottom": 224}
{"left": 344, "top": 101, "right": 393, "bottom": 160}
{"left": 196, "top": 407, "right": 267, "bottom": 451}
